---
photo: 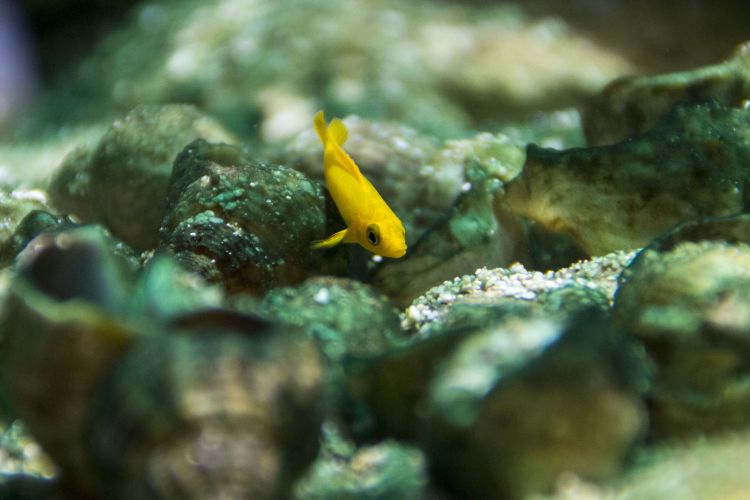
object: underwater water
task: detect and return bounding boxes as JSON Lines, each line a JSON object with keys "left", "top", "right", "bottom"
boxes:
{"left": 1, "top": 0, "right": 750, "bottom": 499}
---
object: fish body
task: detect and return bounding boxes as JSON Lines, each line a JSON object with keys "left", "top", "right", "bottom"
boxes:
{"left": 313, "top": 111, "right": 407, "bottom": 258}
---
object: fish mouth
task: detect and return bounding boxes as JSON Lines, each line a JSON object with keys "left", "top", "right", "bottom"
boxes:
{"left": 377, "top": 245, "right": 407, "bottom": 258}
{"left": 390, "top": 246, "right": 407, "bottom": 258}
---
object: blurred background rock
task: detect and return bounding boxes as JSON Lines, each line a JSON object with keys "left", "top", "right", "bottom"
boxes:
{"left": 3, "top": 0, "right": 748, "bottom": 137}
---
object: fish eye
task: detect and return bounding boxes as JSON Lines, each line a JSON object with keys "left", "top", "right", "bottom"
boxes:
{"left": 366, "top": 224, "right": 380, "bottom": 246}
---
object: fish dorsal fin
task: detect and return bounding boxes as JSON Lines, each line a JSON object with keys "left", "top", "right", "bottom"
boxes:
{"left": 313, "top": 110, "right": 327, "bottom": 144}
{"left": 314, "top": 111, "right": 366, "bottom": 186}
{"left": 328, "top": 144, "right": 367, "bottom": 186}
{"left": 329, "top": 118, "right": 348, "bottom": 146}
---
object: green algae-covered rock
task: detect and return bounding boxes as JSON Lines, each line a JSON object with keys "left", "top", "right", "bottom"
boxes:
{"left": 603, "top": 431, "right": 750, "bottom": 500}
{"left": 0, "top": 210, "right": 73, "bottom": 268}
{"left": 253, "top": 277, "right": 407, "bottom": 429}
{"left": 0, "top": 188, "right": 49, "bottom": 246}
{"left": 614, "top": 213, "right": 750, "bottom": 439}
{"left": 0, "top": 188, "right": 57, "bottom": 268}
{"left": 88, "top": 317, "right": 323, "bottom": 500}
{"left": 0, "top": 420, "right": 57, "bottom": 481}
{"left": 294, "top": 422, "right": 427, "bottom": 500}
{"left": 0, "top": 226, "right": 141, "bottom": 497}
{"left": 423, "top": 311, "right": 646, "bottom": 499}
{"left": 356, "top": 308, "right": 648, "bottom": 499}
{"left": 0, "top": 224, "right": 325, "bottom": 499}
{"left": 48, "top": 104, "right": 237, "bottom": 251}
{"left": 260, "top": 277, "right": 404, "bottom": 362}
{"left": 499, "top": 108, "right": 586, "bottom": 151}
{"left": 584, "top": 41, "right": 750, "bottom": 146}
{"left": 432, "top": 131, "right": 527, "bottom": 185}
{"left": 505, "top": 102, "right": 750, "bottom": 256}
{"left": 130, "top": 256, "right": 224, "bottom": 322}
{"left": 159, "top": 139, "right": 347, "bottom": 295}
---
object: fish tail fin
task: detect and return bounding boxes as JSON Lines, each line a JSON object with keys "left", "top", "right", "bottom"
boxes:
{"left": 313, "top": 110, "right": 328, "bottom": 146}
{"left": 329, "top": 118, "right": 348, "bottom": 146}
{"left": 311, "top": 228, "right": 348, "bottom": 249}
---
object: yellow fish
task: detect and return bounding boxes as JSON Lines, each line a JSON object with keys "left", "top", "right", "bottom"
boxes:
{"left": 312, "top": 111, "right": 407, "bottom": 258}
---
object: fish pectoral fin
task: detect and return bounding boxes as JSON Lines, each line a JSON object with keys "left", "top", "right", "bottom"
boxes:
{"left": 311, "top": 228, "right": 349, "bottom": 249}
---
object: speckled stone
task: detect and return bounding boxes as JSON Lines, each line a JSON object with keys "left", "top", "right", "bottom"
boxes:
{"left": 402, "top": 250, "right": 635, "bottom": 335}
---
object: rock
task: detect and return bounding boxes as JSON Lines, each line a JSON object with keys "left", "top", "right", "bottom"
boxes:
{"left": 0, "top": 188, "right": 50, "bottom": 258}
{"left": 0, "top": 475, "right": 63, "bottom": 500}
{"left": 88, "top": 311, "right": 323, "bottom": 500}
{"left": 614, "top": 213, "right": 750, "bottom": 439}
{"left": 0, "top": 419, "right": 57, "bottom": 481}
{"left": 0, "top": 125, "right": 108, "bottom": 187}
{"left": 422, "top": 311, "right": 647, "bottom": 499}
{"left": 0, "top": 223, "right": 325, "bottom": 499}
{"left": 27, "top": 0, "right": 631, "bottom": 137}
{"left": 425, "top": 15, "right": 631, "bottom": 124}
{"left": 159, "top": 139, "right": 347, "bottom": 295}
{"left": 584, "top": 42, "right": 750, "bottom": 146}
{"left": 294, "top": 422, "right": 427, "bottom": 500}
{"left": 259, "top": 277, "right": 404, "bottom": 362}
{"left": 499, "top": 108, "right": 585, "bottom": 150}
{"left": 604, "top": 431, "right": 750, "bottom": 500}
{"left": 130, "top": 256, "right": 224, "bottom": 322}
{"left": 433, "top": 131, "right": 527, "bottom": 185}
{"left": 523, "top": 220, "right": 590, "bottom": 271}
{"left": 505, "top": 102, "right": 750, "bottom": 256}
{"left": 48, "top": 104, "right": 236, "bottom": 251}
{"left": 356, "top": 308, "right": 648, "bottom": 498}
{"left": 402, "top": 250, "right": 635, "bottom": 335}
{"left": 0, "top": 209, "right": 73, "bottom": 268}
{"left": 517, "top": 1, "right": 749, "bottom": 76}
{"left": 250, "top": 277, "right": 406, "bottom": 429}
{"left": 0, "top": 226, "right": 141, "bottom": 496}
{"left": 0, "top": 187, "right": 58, "bottom": 269}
